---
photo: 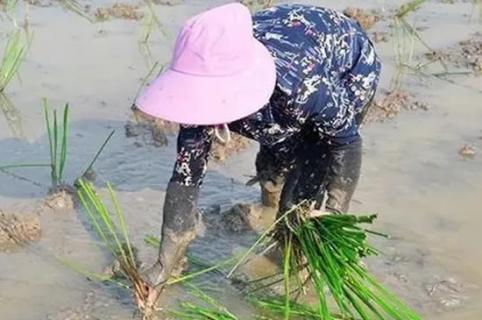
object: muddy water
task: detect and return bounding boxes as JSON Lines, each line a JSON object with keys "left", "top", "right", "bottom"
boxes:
{"left": 0, "top": 0, "right": 481, "bottom": 319}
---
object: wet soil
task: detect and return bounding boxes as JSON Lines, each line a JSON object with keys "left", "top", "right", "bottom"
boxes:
{"left": 343, "top": 7, "right": 381, "bottom": 30}
{"left": 459, "top": 144, "right": 476, "bottom": 159}
{"left": 1, "top": 0, "right": 482, "bottom": 319}
{"left": 364, "top": 89, "right": 429, "bottom": 124}
{"left": 125, "top": 110, "right": 251, "bottom": 162}
{"left": 95, "top": 3, "right": 144, "bottom": 21}
{"left": 43, "top": 184, "right": 76, "bottom": 211}
{"left": 0, "top": 210, "right": 41, "bottom": 252}
{"left": 425, "top": 32, "right": 482, "bottom": 74}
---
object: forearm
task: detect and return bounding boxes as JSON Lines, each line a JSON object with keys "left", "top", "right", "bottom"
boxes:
{"left": 162, "top": 181, "right": 200, "bottom": 232}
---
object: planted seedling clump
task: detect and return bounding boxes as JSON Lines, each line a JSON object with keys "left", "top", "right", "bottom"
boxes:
{"left": 0, "top": 99, "right": 114, "bottom": 211}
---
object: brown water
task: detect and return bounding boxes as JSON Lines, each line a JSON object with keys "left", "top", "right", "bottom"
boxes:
{"left": 1, "top": 0, "right": 481, "bottom": 319}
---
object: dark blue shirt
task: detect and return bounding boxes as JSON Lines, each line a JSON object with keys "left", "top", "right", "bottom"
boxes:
{"left": 172, "top": 4, "right": 381, "bottom": 187}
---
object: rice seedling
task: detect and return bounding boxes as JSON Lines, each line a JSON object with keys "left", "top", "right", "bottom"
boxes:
{"left": 60, "top": 0, "right": 95, "bottom": 23}
{"left": 76, "top": 182, "right": 243, "bottom": 318}
{"left": 134, "top": 61, "right": 163, "bottom": 101}
{"left": 472, "top": 0, "right": 482, "bottom": 21}
{"left": 144, "top": 234, "right": 239, "bottom": 284}
{"left": 79, "top": 129, "right": 115, "bottom": 180}
{"left": 390, "top": 0, "right": 441, "bottom": 90}
{"left": 43, "top": 99, "right": 69, "bottom": 187}
{"left": 0, "top": 92, "right": 23, "bottom": 137}
{"left": 0, "top": 28, "right": 27, "bottom": 92}
{"left": 140, "top": 0, "right": 166, "bottom": 44}
{"left": 229, "top": 203, "right": 421, "bottom": 320}
{"left": 170, "top": 283, "right": 239, "bottom": 320}
{"left": 1, "top": 99, "right": 114, "bottom": 194}
{"left": 252, "top": 296, "right": 345, "bottom": 320}
{"left": 241, "top": 0, "right": 275, "bottom": 12}
{"left": 76, "top": 179, "right": 154, "bottom": 314}
{"left": 2, "top": 0, "right": 19, "bottom": 23}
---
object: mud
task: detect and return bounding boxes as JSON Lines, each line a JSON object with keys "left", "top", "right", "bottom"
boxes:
{"left": 363, "top": 90, "right": 429, "bottom": 124}
{"left": 0, "top": 210, "right": 41, "bottom": 252}
{"left": 210, "top": 132, "right": 251, "bottom": 163}
{"left": 367, "top": 238, "right": 479, "bottom": 315}
{"left": 343, "top": 7, "right": 381, "bottom": 30}
{"left": 459, "top": 144, "right": 476, "bottom": 159}
{"left": 46, "top": 291, "right": 117, "bottom": 320}
{"left": 125, "top": 109, "right": 251, "bottom": 162}
{"left": 43, "top": 184, "right": 76, "bottom": 211}
{"left": 2, "top": 0, "right": 482, "bottom": 319}
{"left": 95, "top": 3, "right": 144, "bottom": 21}
{"left": 426, "top": 32, "right": 482, "bottom": 74}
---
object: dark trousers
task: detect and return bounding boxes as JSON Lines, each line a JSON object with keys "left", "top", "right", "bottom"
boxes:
{"left": 256, "top": 133, "right": 362, "bottom": 214}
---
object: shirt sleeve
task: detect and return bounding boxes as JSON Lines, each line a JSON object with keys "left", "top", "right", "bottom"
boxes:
{"left": 170, "top": 125, "right": 214, "bottom": 187}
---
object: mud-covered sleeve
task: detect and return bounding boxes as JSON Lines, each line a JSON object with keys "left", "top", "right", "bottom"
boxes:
{"left": 170, "top": 125, "right": 214, "bottom": 187}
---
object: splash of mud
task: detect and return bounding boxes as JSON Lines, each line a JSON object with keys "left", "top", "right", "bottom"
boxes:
{"left": 0, "top": 210, "right": 41, "bottom": 252}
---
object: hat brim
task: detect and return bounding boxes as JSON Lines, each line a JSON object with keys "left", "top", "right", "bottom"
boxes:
{"left": 135, "top": 40, "right": 276, "bottom": 126}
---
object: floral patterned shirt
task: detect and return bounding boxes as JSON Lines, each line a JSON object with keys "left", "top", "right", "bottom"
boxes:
{"left": 171, "top": 4, "right": 382, "bottom": 187}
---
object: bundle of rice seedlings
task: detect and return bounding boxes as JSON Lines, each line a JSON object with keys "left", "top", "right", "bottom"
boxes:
{"left": 278, "top": 206, "right": 421, "bottom": 320}
{"left": 76, "top": 179, "right": 153, "bottom": 314}
{"left": 0, "top": 28, "right": 27, "bottom": 92}
{"left": 252, "top": 296, "right": 350, "bottom": 320}
{"left": 229, "top": 203, "right": 421, "bottom": 320}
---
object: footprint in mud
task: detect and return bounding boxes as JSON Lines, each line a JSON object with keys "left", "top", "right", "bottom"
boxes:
{"left": 0, "top": 210, "right": 41, "bottom": 252}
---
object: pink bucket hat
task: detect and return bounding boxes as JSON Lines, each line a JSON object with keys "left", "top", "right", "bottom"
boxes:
{"left": 135, "top": 3, "right": 276, "bottom": 125}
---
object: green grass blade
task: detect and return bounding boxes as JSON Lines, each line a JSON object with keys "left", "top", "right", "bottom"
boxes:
{"left": 106, "top": 182, "right": 135, "bottom": 264}
{"left": 52, "top": 109, "right": 59, "bottom": 185}
{"left": 0, "top": 29, "right": 27, "bottom": 91}
{"left": 58, "top": 103, "right": 69, "bottom": 182}
{"left": 227, "top": 200, "right": 307, "bottom": 278}
{"left": 283, "top": 235, "right": 292, "bottom": 320}
{"left": 0, "top": 163, "right": 51, "bottom": 170}
{"left": 43, "top": 98, "right": 56, "bottom": 184}
{"left": 80, "top": 129, "right": 115, "bottom": 178}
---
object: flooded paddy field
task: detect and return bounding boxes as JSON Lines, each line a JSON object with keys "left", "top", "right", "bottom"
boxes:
{"left": 0, "top": 0, "right": 481, "bottom": 319}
